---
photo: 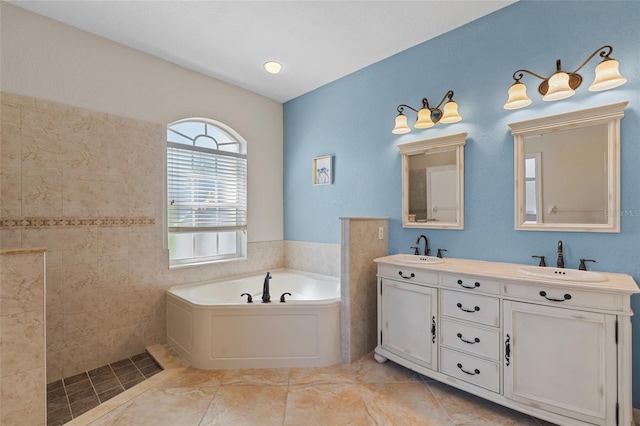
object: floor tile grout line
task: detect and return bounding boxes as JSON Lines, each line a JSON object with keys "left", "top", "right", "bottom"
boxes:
{"left": 131, "top": 354, "right": 151, "bottom": 379}
{"left": 421, "top": 376, "right": 456, "bottom": 425}
{"left": 63, "top": 378, "right": 72, "bottom": 422}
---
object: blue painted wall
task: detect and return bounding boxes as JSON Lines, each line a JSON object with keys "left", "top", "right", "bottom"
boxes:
{"left": 284, "top": 0, "right": 640, "bottom": 404}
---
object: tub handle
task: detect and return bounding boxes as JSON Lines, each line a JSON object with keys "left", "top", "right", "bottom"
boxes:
{"left": 280, "top": 292, "right": 292, "bottom": 303}
{"left": 241, "top": 293, "right": 253, "bottom": 303}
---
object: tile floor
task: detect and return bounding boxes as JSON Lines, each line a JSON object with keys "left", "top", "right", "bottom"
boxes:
{"left": 47, "top": 352, "right": 163, "bottom": 426}
{"left": 69, "top": 348, "right": 558, "bottom": 426}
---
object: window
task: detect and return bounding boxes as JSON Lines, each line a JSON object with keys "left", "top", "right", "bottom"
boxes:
{"left": 166, "top": 119, "right": 247, "bottom": 267}
{"left": 524, "top": 153, "right": 542, "bottom": 223}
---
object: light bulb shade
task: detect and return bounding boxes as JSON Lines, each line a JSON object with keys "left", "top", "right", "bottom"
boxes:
{"left": 543, "top": 72, "right": 575, "bottom": 101}
{"left": 589, "top": 59, "right": 627, "bottom": 91}
{"left": 504, "top": 82, "right": 532, "bottom": 110}
{"left": 440, "top": 101, "right": 462, "bottom": 124}
{"left": 414, "top": 108, "right": 435, "bottom": 129}
{"left": 392, "top": 113, "right": 411, "bottom": 134}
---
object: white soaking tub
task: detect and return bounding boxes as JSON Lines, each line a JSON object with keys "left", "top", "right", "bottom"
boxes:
{"left": 166, "top": 269, "right": 341, "bottom": 369}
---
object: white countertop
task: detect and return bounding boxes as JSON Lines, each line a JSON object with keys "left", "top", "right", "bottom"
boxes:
{"left": 375, "top": 254, "right": 640, "bottom": 295}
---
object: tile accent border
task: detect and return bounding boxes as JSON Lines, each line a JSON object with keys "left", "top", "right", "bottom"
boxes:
{"left": 0, "top": 216, "right": 155, "bottom": 229}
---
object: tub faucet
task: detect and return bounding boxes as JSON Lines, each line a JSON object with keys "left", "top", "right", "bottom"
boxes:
{"left": 262, "top": 272, "right": 272, "bottom": 303}
{"left": 557, "top": 240, "right": 564, "bottom": 268}
{"left": 416, "top": 235, "right": 430, "bottom": 256}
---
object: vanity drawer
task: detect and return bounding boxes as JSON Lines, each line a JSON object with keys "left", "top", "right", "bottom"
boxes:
{"left": 378, "top": 264, "right": 438, "bottom": 286}
{"left": 440, "top": 290, "right": 500, "bottom": 327}
{"left": 440, "top": 318, "right": 500, "bottom": 360}
{"left": 440, "top": 347, "right": 500, "bottom": 393}
{"left": 441, "top": 274, "right": 501, "bottom": 295}
{"left": 504, "top": 282, "right": 620, "bottom": 311}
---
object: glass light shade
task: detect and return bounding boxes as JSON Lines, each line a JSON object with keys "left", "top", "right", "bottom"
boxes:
{"left": 589, "top": 59, "right": 627, "bottom": 91}
{"left": 414, "top": 108, "right": 435, "bottom": 129}
{"left": 543, "top": 72, "right": 575, "bottom": 101}
{"left": 504, "top": 82, "right": 532, "bottom": 110}
{"left": 440, "top": 101, "right": 462, "bottom": 124}
{"left": 392, "top": 113, "right": 411, "bottom": 134}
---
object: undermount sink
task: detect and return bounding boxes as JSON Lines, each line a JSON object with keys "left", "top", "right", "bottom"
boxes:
{"left": 390, "top": 254, "right": 445, "bottom": 265}
{"left": 517, "top": 266, "right": 607, "bottom": 282}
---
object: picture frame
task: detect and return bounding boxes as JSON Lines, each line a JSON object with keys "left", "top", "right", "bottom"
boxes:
{"left": 313, "top": 155, "right": 332, "bottom": 185}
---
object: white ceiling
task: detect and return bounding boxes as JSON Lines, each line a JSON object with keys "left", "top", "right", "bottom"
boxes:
{"left": 9, "top": 0, "right": 516, "bottom": 103}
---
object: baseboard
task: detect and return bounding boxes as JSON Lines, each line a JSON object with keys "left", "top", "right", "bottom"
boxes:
{"left": 633, "top": 407, "right": 640, "bottom": 426}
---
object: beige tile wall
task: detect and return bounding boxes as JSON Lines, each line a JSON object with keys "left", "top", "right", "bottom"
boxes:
{"left": 340, "top": 218, "right": 388, "bottom": 363}
{"left": 283, "top": 240, "right": 340, "bottom": 277}
{"left": 0, "top": 92, "right": 285, "bottom": 382}
{"left": 0, "top": 248, "right": 47, "bottom": 425}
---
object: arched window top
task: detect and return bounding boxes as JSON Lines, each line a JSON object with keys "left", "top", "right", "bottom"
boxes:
{"left": 168, "top": 118, "right": 247, "bottom": 155}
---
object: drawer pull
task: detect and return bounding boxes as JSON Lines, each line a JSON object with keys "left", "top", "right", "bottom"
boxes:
{"left": 457, "top": 279, "right": 480, "bottom": 289}
{"left": 456, "top": 333, "right": 480, "bottom": 344}
{"left": 457, "top": 363, "right": 480, "bottom": 375}
{"left": 398, "top": 271, "right": 415, "bottom": 280}
{"left": 539, "top": 291, "right": 572, "bottom": 302}
{"left": 456, "top": 302, "right": 480, "bottom": 313}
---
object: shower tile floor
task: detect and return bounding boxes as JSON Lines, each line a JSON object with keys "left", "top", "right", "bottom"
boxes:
{"left": 59, "top": 345, "right": 558, "bottom": 426}
{"left": 46, "top": 352, "right": 163, "bottom": 426}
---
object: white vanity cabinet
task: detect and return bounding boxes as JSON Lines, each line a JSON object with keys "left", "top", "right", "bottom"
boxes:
{"left": 374, "top": 255, "right": 639, "bottom": 426}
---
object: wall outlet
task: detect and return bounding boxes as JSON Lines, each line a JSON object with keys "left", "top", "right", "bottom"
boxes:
{"left": 378, "top": 226, "right": 384, "bottom": 240}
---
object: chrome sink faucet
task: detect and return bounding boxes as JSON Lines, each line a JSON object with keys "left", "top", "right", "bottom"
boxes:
{"left": 416, "top": 235, "right": 430, "bottom": 256}
{"left": 557, "top": 240, "right": 564, "bottom": 268}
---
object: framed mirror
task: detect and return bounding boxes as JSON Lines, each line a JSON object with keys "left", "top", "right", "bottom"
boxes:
{"left": 510, "top": 101, "right": 627, "bottom": 232}
{"left": 398, "top": 132, "right": 467, "bottom": 229}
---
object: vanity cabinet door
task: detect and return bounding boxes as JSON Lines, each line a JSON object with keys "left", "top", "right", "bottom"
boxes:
{"left": 503, "top": 301, "right": 617, "bottom": 425}
{"left": 380, "top": 278, "right": 437, "bottom": 370}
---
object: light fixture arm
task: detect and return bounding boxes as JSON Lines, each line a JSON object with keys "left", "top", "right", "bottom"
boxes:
{"left": 432, "top": 90, "right": 455, "bottom": 112}
{"left": 511, "top": 68, "right": 547, "bottom": 83}
{"left": 396, "top": 90, "right": 455, "bottom": 115}
{"left": 571, "top": 45, "right": 614, "bottom": 74}
{"left": 396, "top": 104, "right": 419, "bottom": 114}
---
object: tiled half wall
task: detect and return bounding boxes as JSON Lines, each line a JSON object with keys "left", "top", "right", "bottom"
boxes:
{"left": 340, "top": 217, "right": 388, "bottom": 363}
{"left": 0, "top": 248, "right": 47, "bottom": 425}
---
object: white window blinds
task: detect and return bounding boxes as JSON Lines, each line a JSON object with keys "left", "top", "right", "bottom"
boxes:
{"left": 167, "top": 142, "right": 247, "bottom": 232}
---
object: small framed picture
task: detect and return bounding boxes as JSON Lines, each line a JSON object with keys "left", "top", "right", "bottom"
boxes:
{"left": 313, "top": 155, "right": 332, "bottom": 185}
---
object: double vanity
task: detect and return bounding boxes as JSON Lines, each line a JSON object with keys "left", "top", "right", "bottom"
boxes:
{"left": 374, "top": 253, "right": 639, "bottom": 426}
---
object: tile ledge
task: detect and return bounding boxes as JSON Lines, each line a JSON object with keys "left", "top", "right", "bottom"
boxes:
{"left": 0, "top": 247, "right": 47, "bottom": 255}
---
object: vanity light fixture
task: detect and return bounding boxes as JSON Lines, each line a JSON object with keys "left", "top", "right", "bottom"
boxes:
{"left": 392, "top": 90, "right": 462, "bottom": 134}
{"left": 504, "top": 45, "right": 627, "bottom": 110}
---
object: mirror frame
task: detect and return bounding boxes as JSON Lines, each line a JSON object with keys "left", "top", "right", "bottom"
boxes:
{"left": 510, "top": 101, "right": 628, "bottom": 233}
{"left": 398, "top": 132, "right": 467, "bottom": 230}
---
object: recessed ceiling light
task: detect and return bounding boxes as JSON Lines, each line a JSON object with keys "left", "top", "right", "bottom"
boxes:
{"left": 264, "top": 61, "right": 282, "bottom": 74}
